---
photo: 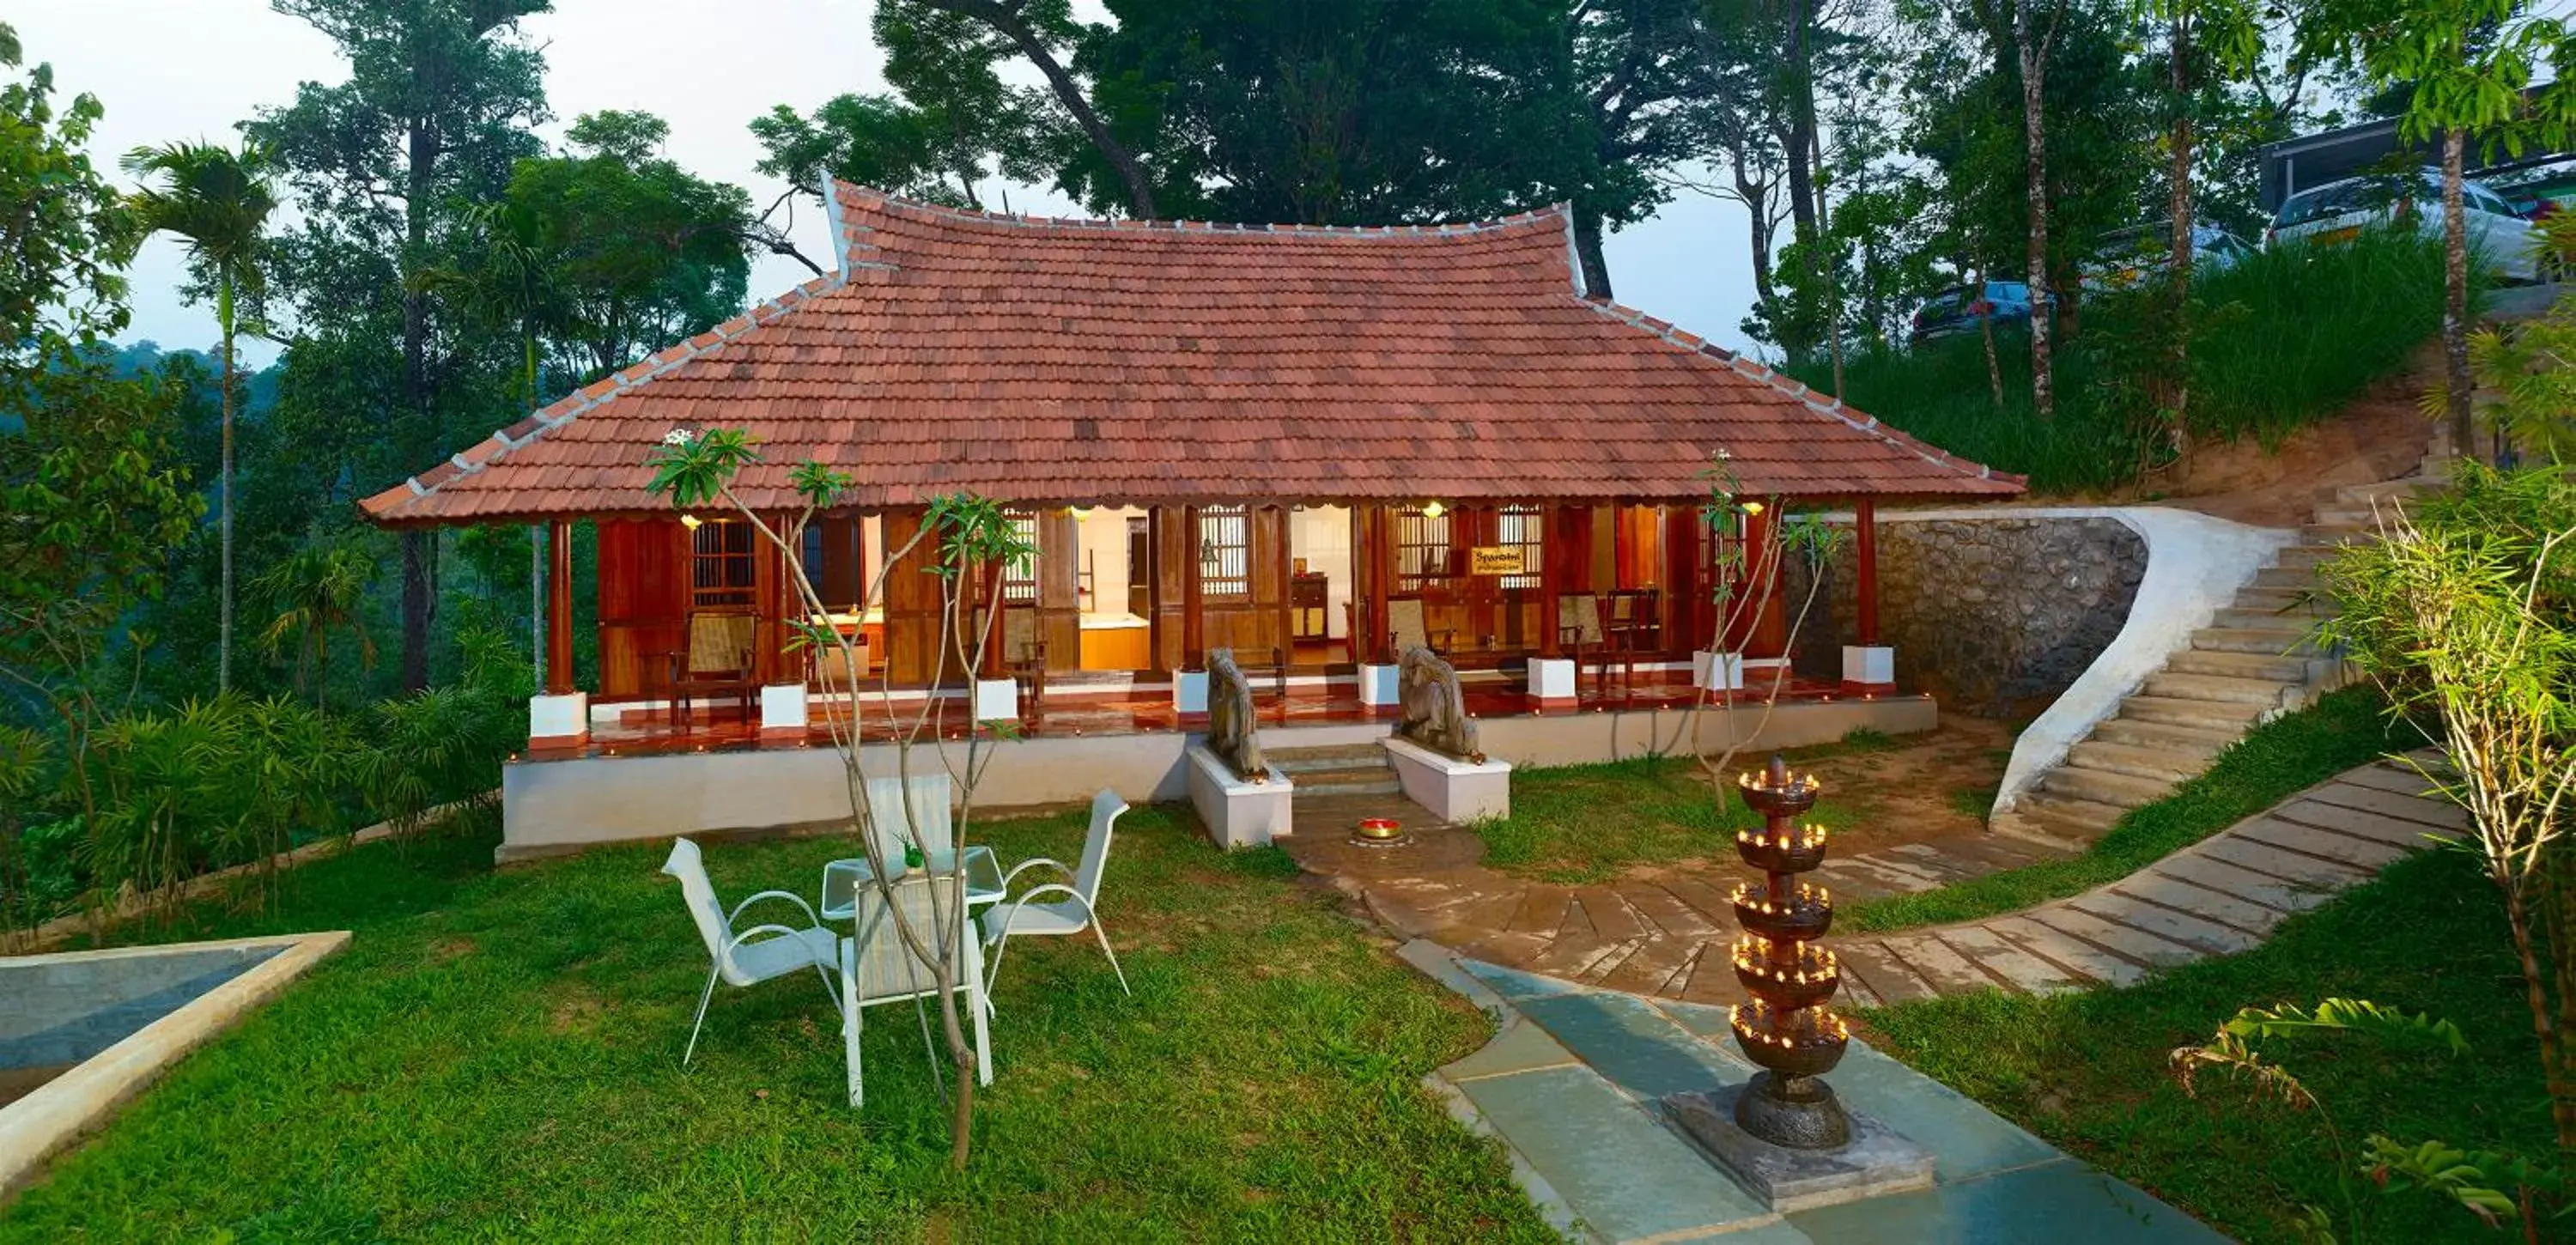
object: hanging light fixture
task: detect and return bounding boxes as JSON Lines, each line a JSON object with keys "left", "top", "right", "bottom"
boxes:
{"left": 1741, "top": 501, "right": 1765, "bottom": 516}
{"left": 680, "top": 513, "right": 704, "bottom": 530}
{"left": 1422, "top": 501, "right": 1447, "bottom": 519}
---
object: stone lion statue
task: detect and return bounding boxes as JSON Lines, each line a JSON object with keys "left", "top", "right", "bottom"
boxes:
{"left": 1206, "top": 648, "right": 1269, "bottom": 782}
{"left": 1397, "top": 645, "right": 1485, "bottom": 763}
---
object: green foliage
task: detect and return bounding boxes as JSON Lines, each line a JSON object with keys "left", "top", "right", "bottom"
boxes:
{"left": 1789, "top": 226, "right": 2451, "bottom": 494}
{"left": 1847, "top": 686, "right": 2405, "bottom": 932}
{"left": 2463, "top": 216, "right": 2576, "bottom": 459}
{"left": 255, "top": 538, "right": 380, "bottom": 708}
{"left": 0, "top": 21, "right": 137, "bottom": 349}
{"left": 1868, "top": 849, "right": 2549, "bottom": 1243}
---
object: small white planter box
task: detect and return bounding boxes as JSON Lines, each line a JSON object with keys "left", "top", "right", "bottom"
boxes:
{"left": 1382, "top": 736, "right": 1512, "bottom": 823}
{"left": 1185, "top": 744, "right": 1292, "bottom": 849}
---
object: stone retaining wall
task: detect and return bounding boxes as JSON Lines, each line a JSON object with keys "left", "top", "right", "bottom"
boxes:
{"left": 1784, "top": 514, "right": 2147, "bottom": 718}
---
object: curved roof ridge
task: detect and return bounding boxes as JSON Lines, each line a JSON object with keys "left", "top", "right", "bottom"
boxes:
{"left": 829, "top": 180, "right": 1572, "bottom": 246}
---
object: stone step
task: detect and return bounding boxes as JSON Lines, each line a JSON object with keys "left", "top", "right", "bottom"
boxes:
{"left": 2308, "top": 512, "right": 2377, "bottom": 533}
{"left": 2228, "top": 586, "right": 2326, "bottom": 614}
{"left": 2251, "top": 566, "right": 2320, "bottom": 591}
{"left": 2335, "top": 477, "right": 2440, "bottom": 507}
{"left": 1293, "top": 774, "right": 1404, "bottom": 797}
{"left": 2002, "top": 793, "right": 2129, "bottom": 847}
{"left": 1266, "top": 743, "right": 1391, "bottom": 769}
{"left": 2272, "top": 545, "right": 2344, "bottom": 571}
{"left": 2039, "top": 764, "right": 2177, "bottom": 810}
{"left": 2214, "top": 606, "right": 2329, "bottom": 631}
{"left": 2117, "top": 695, "right": 2269, "bottom": 732}
{"left": 2089, "top": 716, "right": 2239, "bottom": 756}
{"left": 2191, "top": 625, "right": 2322, "bottom": 656}
{"left": 2164, "top": 648, "right": 2312, "bottom": 683}
{"left": 2065, "top": 740, "right": 2208, "bottom": 784}
{"left": 2142, "top": 671, "right": 2296, "bottom": 708}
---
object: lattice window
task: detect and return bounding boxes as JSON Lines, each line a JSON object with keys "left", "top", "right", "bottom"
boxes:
{"left": 1497, "top": 504, "right": 1543, "bottom": 590}
{"left": 691, "top": 519, "right": 756, "bottom": 609}
{"left": 1001, "top": 511, "right": 1040, "bottom": 603}
{"left": 1198, "top": 505, "right": 1250, "bottom": 599}
{"left": 1395, "top": 507, "right": 1453, "bottom": 593}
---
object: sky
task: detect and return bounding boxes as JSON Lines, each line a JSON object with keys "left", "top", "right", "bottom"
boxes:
{"left": 15, "top": 0, "right": 1765, "bottom": 369}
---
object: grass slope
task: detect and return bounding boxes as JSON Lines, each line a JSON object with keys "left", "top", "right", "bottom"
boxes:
{"left": 0, "top": 808, "right": 1552, "bottom": 1243}
{"left": 1866, "top": 847, "right": 2543, "bottom": 1244}
{"left": 1795, "top": 229, "right": 2453, "bottom": 495}
{"left": 1844, "top": 686, "right": 2407, "bottom": 932}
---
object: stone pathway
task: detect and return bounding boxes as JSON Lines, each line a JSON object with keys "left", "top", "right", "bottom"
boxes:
{"left": 1285, "top": 817, "right": 2077, "bottom": 1009}
{"left": 1408, "top": 942, "right": 2226, "bottom": 1243}
{"left": 1838, "top": 754, "right": 2464, "bottom": 1001}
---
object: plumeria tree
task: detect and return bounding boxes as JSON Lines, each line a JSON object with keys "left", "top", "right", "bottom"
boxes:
{"left": 645, "top": 426, "right": 1032, "bottom": 1169}
{"left": 1691, "top": 447, "right": 1851, "bottom": 780}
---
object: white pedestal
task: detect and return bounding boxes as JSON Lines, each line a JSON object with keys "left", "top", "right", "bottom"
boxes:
{"left": 1528, "top": 657, "right": 1577, "bottom": 706}
{"left": 1172, "top": 669, "right": 1209, "bottom": 716}
{"left": 1842, "top": 646, "right": 1896, "bottom": 689}
{"left": 1358, "top": 663, "right": 1400, "bottom": 710}
{"left": 1185, "top": 745, "right": 1293, "bottom": 849}
{"left": 759, "top": 683, "right": 808, "bottom": 739}
{"left": 972, "top": 677, "right": 1020, "bottom": 722}
{"left": 1693, "top": 651, "right": 1747, "bottom": 691}
{"left": 1382, "top": 736, "right": 1512, "bottom": 823}
{"left": 529, "top": 692, "right": 588, "bottom": 745}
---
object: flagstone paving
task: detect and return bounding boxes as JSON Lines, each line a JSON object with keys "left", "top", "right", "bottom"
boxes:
{"left": 1406, "top": 942, "right": 2227, "bottom": 1243}
{"left": 1291, "top": 753, "right": 2465, "bottom": 1008}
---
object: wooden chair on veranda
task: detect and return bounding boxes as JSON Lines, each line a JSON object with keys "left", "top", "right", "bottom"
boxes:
{"left": 671, "top": 611, "right": 758, "bottom": 732}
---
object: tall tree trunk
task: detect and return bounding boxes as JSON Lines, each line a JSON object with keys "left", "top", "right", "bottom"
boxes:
{"left": 2164, "top": 10, "right": 2195, "bottom": 466}
{"left": 2441, "top": 127, "right": 2475, "bottom": 461}
{"left": 217, "top": 270, "right": 236, "bottom": 695}
{"left": 2014, "top": 0, "right": 2058, "bottom": 421}
{"left": 1813, "top": 127, "right": 1844, "bottom": 398}
{"left": 1979, "top": 274, "right": 2005, "bottom": 408}
{"left": 1781, "top": 0, "right": 1819, "bottom": 246}
{"left": 930, "top": 0, "right": 1158, "bottom": 220}
{"left": 1571, "top": 204, "right": 1613, "bottom": 299}
{"left": 400, "top": 117, "right": 436, "bottom": 693}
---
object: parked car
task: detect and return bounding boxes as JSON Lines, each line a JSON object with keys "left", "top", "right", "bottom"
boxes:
{"left": 2267, "top": 167, "right": 2541, "bottom": 282}
{"left": 2081, "top": 223, "right": 2257, "bottom": 290}
{"left": 1908, "top": 281, "right": 2032, "bottom": 343}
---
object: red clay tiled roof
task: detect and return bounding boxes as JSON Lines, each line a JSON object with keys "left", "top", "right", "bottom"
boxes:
{"left": 359, "top": 184, "right": 2021, "bottom": 525}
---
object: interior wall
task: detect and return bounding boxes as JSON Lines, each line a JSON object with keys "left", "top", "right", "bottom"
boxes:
{"left": 1075, "top": 507, "right": 1144, "bottom": 616}
{"left": 1288, "top": 505, "right": 1353, "bottom": 638}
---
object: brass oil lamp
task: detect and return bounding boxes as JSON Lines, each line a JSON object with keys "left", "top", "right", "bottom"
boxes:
{"left": 1727, "top": 754, "right": 1853, "bottom": 1149}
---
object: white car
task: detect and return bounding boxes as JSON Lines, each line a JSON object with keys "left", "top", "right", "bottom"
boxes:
{"left": 2082, "top": 223, "right": 2257, "bottom": 291}
{"left": 2267, "top": 167, "right": 2540, "bottom": 282}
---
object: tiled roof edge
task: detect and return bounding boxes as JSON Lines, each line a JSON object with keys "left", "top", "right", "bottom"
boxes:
{"left": 1558, "top": 203, "right": 1587, "bottom": 298}
{"left": 828, "top": 179, "right": 1571, "bottom": 242}
{"left": 357, "top": 268, "right": 854, "bottom": 522}
{"left": 1570, "top": 295, "right": 2026, "bottom": 491}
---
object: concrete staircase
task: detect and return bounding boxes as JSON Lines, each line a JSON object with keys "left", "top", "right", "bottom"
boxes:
{"left": 1266, "top": 743, "right": 1439, "bottom": 834}
{"left": 2001, "top": 478, "right": 2437, "bottom": 848}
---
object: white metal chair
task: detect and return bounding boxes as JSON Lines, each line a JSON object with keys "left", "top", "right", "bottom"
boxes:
{"left": 662, "top": 837, "right": 843, "bottom": 1067}
{"left": 842, "top": 873, "right": 992, "bottom": 1108}
{"left": 980, "top": 788, "right": 1132, "bottom": 997}
{"left": 853, "top": 773, "right": 1003, "bottom": 896}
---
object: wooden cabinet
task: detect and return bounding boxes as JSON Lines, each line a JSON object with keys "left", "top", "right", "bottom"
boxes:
{"left": 1290, "top": 574, "right": 1329, "bottom": 641}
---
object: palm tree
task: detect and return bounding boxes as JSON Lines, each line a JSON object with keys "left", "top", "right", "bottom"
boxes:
{"left": 255, "top": 543, "right": 378, "bottom": 710}
{"left": 123, "top": 140, "right": 278, "bottom": 695}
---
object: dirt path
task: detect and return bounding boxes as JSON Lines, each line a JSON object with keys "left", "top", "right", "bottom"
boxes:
{"left": 2124, "top": 343, "right": 2439, "bottom": 528}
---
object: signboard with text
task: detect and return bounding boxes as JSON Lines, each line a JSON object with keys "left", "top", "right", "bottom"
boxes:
{"left": 1470, "top": 546, "right": 1525, "bottom": 576}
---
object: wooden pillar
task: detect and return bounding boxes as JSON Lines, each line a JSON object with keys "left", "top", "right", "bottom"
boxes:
{"left": 1180, "top": 505, "right": 1205, "bottom": 669}
{"left": 1364, "top": 505, "right": 1394, "bottom": 665}
{"left": 1744, "top": 501, "right": 1789, "bottom": 659}
{"left": 979, "top": 557, "right": 1005, "bottom": 679}
{"left": 1856, "top": 498, "right": 1881, "bottom": 647}
{"left": 546, "top": 517, "right": 574, "bottom": 695}
{"left": 1538, "top": 503, "right": 1564, "bottom": 659}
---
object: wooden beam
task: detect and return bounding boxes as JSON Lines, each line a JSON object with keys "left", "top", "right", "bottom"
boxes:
{"left": 1538, "top": 503, "right": 1563, "bottom": 659}
{"left": 546, "top": 518, "right": 575, "bottom": 695}
{"left": 1180, "top": 505, "right": 1204, "bottom": 668}
{"left": 980, "top": 557, "right": 1005, "bottom": 679}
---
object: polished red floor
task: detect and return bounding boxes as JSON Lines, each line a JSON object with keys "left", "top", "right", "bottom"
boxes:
{"left": 540, "top": 668, "right": 1850, "bottom": 761}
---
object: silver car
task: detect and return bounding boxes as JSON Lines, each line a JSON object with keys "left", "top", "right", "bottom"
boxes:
{"left": 2082, "top": 223, "right": 2257, "bottom": 291}
{"left": 2267, "top": 167, "right": 2540, "bottom": 282}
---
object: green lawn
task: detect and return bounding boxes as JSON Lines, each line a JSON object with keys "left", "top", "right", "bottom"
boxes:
{"left": 1467, "top": 732, "right": 1904, "bottom": 885}
{"left": 0, "top": 807, "right": 1553, "bottom": 1242}
{"left": 1866, "top": 847, "right": 2546, "bottom": 1245}
{"left": 1844, "top": 686, "right": 2411, "bottom": 932}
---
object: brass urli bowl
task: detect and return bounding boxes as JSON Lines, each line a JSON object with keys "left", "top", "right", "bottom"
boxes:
{"left": 1352, "top": 817, "right": 1406, "bottom": 845}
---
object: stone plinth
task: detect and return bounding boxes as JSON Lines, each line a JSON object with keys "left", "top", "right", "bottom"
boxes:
{"left": 1382, "top": 736, "right": 1510, "bottom": 822}
{"left": 1663, "top": 1085, "right": 1935, "bottom": 1212}
{"left": 759, "top": 683, "right": 808, "bottom": 741}
{"left": 1185, "top": 744, "right": 1291, "bottom": 849}
{"left": 970, "top": 677, "right": 1018, "bottom": 724}
{"left": 529, "top": 691, "right": 589, "bottom": 748}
